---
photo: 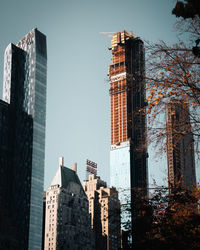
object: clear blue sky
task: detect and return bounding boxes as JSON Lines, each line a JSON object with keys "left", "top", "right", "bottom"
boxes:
{"left": 1, "top": 0, "right": 196, "bottom": 189}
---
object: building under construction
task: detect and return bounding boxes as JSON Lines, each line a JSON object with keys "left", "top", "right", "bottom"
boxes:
{"left": 108, "top": 30, "right": 148, "bottom": 223}
{"left": 166, "top": 100, "right": 196, "bottom": 190}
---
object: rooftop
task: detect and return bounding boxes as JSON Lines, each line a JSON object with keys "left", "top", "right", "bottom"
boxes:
{"left": 50, "top": 163, "right": 82, "bottom": 189}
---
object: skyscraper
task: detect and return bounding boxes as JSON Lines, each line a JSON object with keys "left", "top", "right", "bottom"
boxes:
{"left": 44, "top": 158, "right": 95, "bottom": 250}
{"left": 109, "top": 31, "right": 148, "bottom": 195}
{"left": 0, "top": 28, "right": 47, "bottom": 249}
{"left": 166, "top": 99, "right": 196, "bottom": 190}
{"left": 108, "top": 30, "right": 148, "bottom": 225}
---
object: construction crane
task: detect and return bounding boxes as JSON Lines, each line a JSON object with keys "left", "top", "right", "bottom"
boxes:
{"left": 100, "top": 31, "right": 134, "bottom": 38}
{"left": 99, "top": 32, "right": 115, "bottom": 38}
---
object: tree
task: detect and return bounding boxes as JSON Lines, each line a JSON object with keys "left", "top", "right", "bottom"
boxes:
{"left": 120, "top": 185, "right": 200, "bottom": 250}
{"left": 146, "top": 185, "right": 200, "bottom": 250}
{"left": 121, "top": 3, "right": 200, "bottom": 249}
{"left": 144, "top": 1, "right": 200, "bottom": 154}
{"left": 172, "top": 0, "right": 200, "bottom": 19}
{"left": 172, "top": 0, "right": 200, "bottom": 57}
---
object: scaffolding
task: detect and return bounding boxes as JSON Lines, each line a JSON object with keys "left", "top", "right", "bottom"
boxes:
{"left": 108, "top": 30, "right": 147, "bottom": 191}
{"left": 109, "top": 31, "right": 145, "bottom": 147}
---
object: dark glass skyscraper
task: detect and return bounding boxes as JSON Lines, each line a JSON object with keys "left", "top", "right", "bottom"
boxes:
{"left": 0, "top": 28, "right": 47, "bottom": 250}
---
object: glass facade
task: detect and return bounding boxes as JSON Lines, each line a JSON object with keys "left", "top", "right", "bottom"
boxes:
{"left": 0, "top": 100, "right": 16, "bottom": 249}
{"left": 110, "top": 142, "right": 131, "bottom": 227}
{"left": 2, "top": 29, "right": 47, "bottom": 250}
{"left": 110, "top": 143, "right": 131, "bottom": 201}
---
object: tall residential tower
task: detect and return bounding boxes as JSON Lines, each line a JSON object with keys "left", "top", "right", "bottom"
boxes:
{"left": 0, "top": 28, "right": 47, "bottom": 250}
{"left": 108, "top": 30, "right": 148, "bottom": 218}
{"left": 166, "top": 100, "right": 196, "bottom": 190}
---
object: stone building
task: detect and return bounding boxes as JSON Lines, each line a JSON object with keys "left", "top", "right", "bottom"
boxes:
{"left": 44, "top": 158, "right": 95, "bottom": 250}
{"left": 83, "top": 174, "right": 121, "bottom": 250}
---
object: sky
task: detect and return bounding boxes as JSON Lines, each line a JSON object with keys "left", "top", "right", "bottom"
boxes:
{"left": 1, "top": 0, "right": 196, "bottom": 190}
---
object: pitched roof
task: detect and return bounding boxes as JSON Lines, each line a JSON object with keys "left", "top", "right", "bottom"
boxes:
{"left": 50, "top": 165, "right": 82, "bottom": 189}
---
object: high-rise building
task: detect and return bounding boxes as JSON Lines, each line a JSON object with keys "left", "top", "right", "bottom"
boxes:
{"left": 108, "top": 31, "right": 148, "bottom": 219}
{"left": 44, "top": 158, "right": 95, "bottom": 250}
{"left": 83, "top": 174, "right": 121, "bottom": 250}
{"left": 0, "top": 28, "right": 47, "bottom": 250}
{"left": 166, "top": 99, "right": 196, "bottom": 190}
